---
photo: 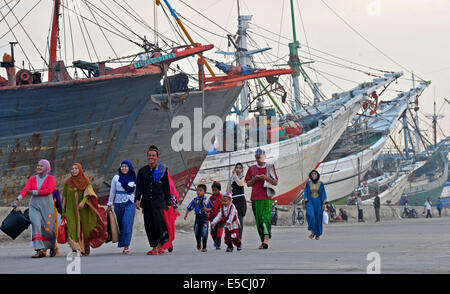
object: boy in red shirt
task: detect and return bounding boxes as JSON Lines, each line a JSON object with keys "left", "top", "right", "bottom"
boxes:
{"left": 207, "top": 181, "right": 223, "bottom": 250}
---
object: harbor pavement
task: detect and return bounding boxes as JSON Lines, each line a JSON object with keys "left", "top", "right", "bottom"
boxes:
{"left": 1, "top": 216, "right": 449, "bottom": 274}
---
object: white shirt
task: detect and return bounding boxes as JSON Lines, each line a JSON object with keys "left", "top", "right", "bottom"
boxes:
{"left": 107, "top": 175, "right": 135, "bottom": 206}
{"left": 424, "top": 201, "right": 432, "bottom": 210}
{"left": 211, "top": 203, "right": 240, "bottom": 231}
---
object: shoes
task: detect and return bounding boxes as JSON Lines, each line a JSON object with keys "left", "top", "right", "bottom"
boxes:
{"left": 168, "top": 246, "right": 173, "bottom": 253}
{"left": 32, "top": 250, "right": 46, "bottom": 258}
{"left": 158, "top": 248, "right": 166, "bottom": 255}
{"left": 122, "top": 248, "right": 131, "bottom": 254}
{"left": 201, "top": 248, "right": 207, "bottom": 252}
{"left": 215, "top": 246, "right": 221, "bottom": 250}
{"left": 49, "top": 248, "right": 59, "bottom": 257}
{"left": 258, "top": 243, "right": 268, "bottom": 249}
{"left": 146, "top": 249, "right": 158, "bottom": 255}
{"left": 237, "top": 247, "right": 242, "bottom": 251}
{"left": 226, "top": 248, "right": 233, "bottom": 252}
{"left": 197, "top": 244, "right": 201, "bottom": 251}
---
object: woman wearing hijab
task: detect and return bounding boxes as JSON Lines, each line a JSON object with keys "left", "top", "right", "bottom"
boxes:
{"left": 226, "top": 162, "right": 247, "bottom": 241}
{"left": 302, "top": 170, "right": 328, "bottom": 240}
{"left": 14, "top": 159, "right": 57, "bottom": 258}
{"left": 107, "top": 160, "right": 137, "bottom": 254}
{"left": 62, "top": 163, "right": 107, "bottom": 256}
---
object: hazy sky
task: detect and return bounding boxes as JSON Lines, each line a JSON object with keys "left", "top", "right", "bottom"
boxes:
{"left": 1, "top": 0, "right": 449, "bottom": 147}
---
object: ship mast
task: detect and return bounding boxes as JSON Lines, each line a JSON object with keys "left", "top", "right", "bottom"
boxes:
{"left": 288, "top": 0, "right": 322, "bottom": 111}
{"left": 48, "top": 0, "right": 61, "bottom": 82}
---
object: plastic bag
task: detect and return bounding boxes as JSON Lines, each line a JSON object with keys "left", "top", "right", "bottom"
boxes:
{"left": 323, "top": 211, "right": 329, "bottom": 225}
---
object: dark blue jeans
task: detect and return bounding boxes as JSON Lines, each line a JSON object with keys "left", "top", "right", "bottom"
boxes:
{"left": 114, "top": 200, "right": 136, "bottom": 247}
{"left": 194, "top": 218, "right": 209, "bottom": 249}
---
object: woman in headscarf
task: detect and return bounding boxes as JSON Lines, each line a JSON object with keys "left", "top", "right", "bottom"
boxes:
{"left": 14, "top": 159, "right": 57, "bottom": 258}
{"left": 161, "top": 171, "right": 180, "bottom": 253}
{"left": 302, "top": 170, "right": 328, "bottom": 240}
{"left": 62, "top": 163, "right": 107, "bottom": 256}
{"left": 107, "top": 160, "right": 137, "bottom": 254}
{"left": 226, "top": 162, "right": 247, "bottom": 242}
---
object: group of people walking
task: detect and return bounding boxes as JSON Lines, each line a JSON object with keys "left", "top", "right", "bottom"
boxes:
{"left": 13, "top": 145, "right": 180, "bottom": 258}
{"left": 13, "top": 145, "right": 330, "bottom": 258}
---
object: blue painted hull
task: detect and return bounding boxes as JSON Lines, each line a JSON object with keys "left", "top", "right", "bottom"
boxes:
{"left": 0, "top": 73, "right": 162, "bottom": 205}
{"left": 100, "top": 85, "right": 244, "bottom": 203}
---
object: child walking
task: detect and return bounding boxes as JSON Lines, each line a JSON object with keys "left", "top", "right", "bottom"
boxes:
{"left": 208, "top": 181, "right": 224, "bottom": 250}
{"left": 211, "top": 194, "right": 241, "bottom": 252}
{"left": 184, "top": 184, "right": 211, "bottom": 252}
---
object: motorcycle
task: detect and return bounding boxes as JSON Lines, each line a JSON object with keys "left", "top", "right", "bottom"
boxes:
{"left": 401, "top": 206, "right": 418, "bottom": 218}
{"left": 271, "top": 201, "right": 278, "bottom": 226}
{"left": 326, "top": 204, "right": 337, "bottom": 222}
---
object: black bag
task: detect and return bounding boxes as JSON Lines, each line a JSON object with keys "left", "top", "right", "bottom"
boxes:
{"left": 0, "top": 209, "right": 31, "bottom": 240}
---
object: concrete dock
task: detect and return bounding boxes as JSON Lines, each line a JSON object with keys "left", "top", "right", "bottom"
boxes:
{"left": 1, "top": 213, "right": 449, "bottom": 274}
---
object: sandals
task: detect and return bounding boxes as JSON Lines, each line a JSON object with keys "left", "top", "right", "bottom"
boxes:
{"left": 146, "top": 249, "right": 158, "bottom": 255}
{"left": 258, "top": 243, "right": 269, "bottom": 249}
{"left": 49, "top": 248, "right": 59, "bottom": 257}
{"left": 32, "top": 250, "right": 46, "bottom": 258}
{"left": 122, "top": 248, "right": 131, "bottom": 254}
{"left": 308, "top": 233, "right": 315, "bottom": 239}
{"left": 201, "top": 248, "right": 207, "bottom": 252}
{"left": 146, "top": 248, "right": 166, "bottom": 255}
{"left": 315, "top": 236, "right": 320, "bottom": 240}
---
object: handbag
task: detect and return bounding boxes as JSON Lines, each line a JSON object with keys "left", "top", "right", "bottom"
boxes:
{"left": 0, "top": 209, "right": 31, "bottom": 240}
{"left": 57, "top": 216, "right": 67, "bottom": 244}
{"left": 323, "top": 211, "right": 329, "bottom": 225}
{"left": 106, "top": 210, "right": 120, "bottom": 243}
{"left": 264, "top": 164, "right": 277, "bottom": 197}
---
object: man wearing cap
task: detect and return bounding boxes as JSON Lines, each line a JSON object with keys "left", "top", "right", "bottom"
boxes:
{"left": 135, "top": 145, "right": 172, "bottom": 255}
{"left": 245, "top": 148, "right": 278, "bottom": 249}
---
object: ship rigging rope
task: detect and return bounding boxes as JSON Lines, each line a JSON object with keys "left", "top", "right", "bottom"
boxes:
{"left": 296, "top": 0, "right": 320, "bottom": 84}
{"left": 60, "top": 1, "right": 142, "bottom": 49}
{"left": 0, "top": 0, "right": 38, "bottom": 40}
{"left": 0, "top": 0, "right": 18, "bottom": 25}
{"left": 0, "top": 3, "right": 35, "bottom": 70}
{"left": 1, "top": 0, "right": 46, "bottom": 69}
{"left": 73, "top": 0, "right": 92, "bottom": 62}
{"left": 276, "top": 0, "right": 285, "bottom": 60}
{"left": 76, "top": 0, "right": 99, "bottom": 61}
{"left": 319, "top": 0, "right": 426, "bottom": 83}
{"left": 83, "top": 0, "right": 121, "bottom": 63}
{"left": 176, "top": 1, "right": 417, "bottom": 85}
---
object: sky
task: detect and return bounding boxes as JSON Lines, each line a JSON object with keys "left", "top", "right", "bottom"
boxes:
{"left": 1, "top": 0, "right": 449, "bottom": 148}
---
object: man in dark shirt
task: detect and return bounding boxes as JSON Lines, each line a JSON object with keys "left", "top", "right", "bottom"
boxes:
{"left": 135, "top": 145, "right": 171, "bottom": 255}
{"left": 374, "top": 194, "right": 381, "bottom": 222}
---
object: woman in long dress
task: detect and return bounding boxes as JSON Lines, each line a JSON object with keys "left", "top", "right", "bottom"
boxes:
{"left": 62, "top": 163, "right": 107, "bottom": 256}
{"left": 226, "top": 162, "right": 247, "bottom": 241}
{"left": 107, "top": 160, "right": 137, "bottom": 254}
{"left": 161, "top": 171, "right": 180, "bottom": 253}
{"left": 14, "top": 159, "right": 57, "bottom": 258}
{"left": 303, "top": 170, "right": 328, "bottom": 240}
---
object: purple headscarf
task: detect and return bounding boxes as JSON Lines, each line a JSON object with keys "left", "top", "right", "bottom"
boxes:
{"left": 38, "top": 159, "right": 51, "bottom": 178}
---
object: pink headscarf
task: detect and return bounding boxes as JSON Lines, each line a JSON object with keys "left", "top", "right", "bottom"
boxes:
{"left": 38, "top": 159, "right": 51, "bottom": 178}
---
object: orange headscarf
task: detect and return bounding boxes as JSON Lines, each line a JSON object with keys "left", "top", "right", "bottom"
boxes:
{"left": 65, "top": 163, "right": 91, "bottom": 191}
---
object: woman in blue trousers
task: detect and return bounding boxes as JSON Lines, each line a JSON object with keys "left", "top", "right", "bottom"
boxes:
{"left": 107, "top": 160, "right": 137, "bottom": 254}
